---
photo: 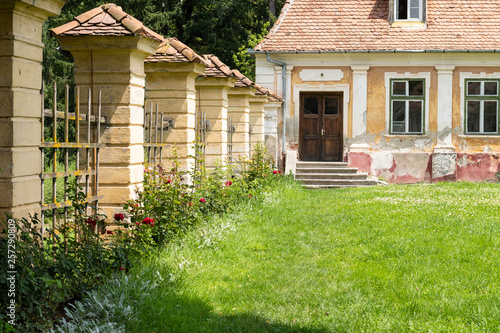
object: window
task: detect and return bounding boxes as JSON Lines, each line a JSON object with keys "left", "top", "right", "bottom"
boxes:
{"left": 465, "top": 80, "right": 499, "bottom": 134}
{"left": 390, "top": 79, "right": 425, "bottom": 134}
{"left": 394, "top": 0, "right": 424, "bottom": 21}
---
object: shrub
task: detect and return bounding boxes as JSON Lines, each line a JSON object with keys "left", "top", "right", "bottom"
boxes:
{"left": 123, "top": 143, "right": 282, "bottom": 249}
{"left": 0, "top": 181, "right": 135, "bottom": 332}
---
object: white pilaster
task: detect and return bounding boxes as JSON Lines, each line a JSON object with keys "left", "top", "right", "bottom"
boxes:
{"left": 351, "top": 66, "right": 370, "bottom": 139}
{"left": 435, "top": 65, "right": 455, "bottom": 147}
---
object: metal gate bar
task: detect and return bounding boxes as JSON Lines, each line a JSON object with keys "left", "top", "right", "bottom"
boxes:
{"left": 227, "top": 116, "right": 235, "bottom": 163}
{"left": 143, "top": 102, "right": 172, "bottom": 168}
{"left": 40, "top": 84, "right": 105, "bottom": 244}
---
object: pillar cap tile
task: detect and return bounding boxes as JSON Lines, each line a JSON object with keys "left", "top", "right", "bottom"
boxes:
{"left": 51, "top": 3, "right": 163, "bottom": 42}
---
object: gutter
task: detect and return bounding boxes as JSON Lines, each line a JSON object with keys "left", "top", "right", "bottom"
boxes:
{"left": 250, "top": 49, "right": 500, "bottom": 54}
{"left": 264, "top": 54, "right": 287, "bottom": 157}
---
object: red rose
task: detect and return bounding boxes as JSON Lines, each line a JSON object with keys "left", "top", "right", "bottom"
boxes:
{"left": 199, "top": 198, "right": 206, "bottom": 203}
{"left": 106, "top": 230, "right": 114, "bottom": 235}
{"left": 135, "top": 222, "right": 140, "bottom": 226}
{"left": 273, "top": 170, "right": 278, "bottom": 174}
{"left": 166, "top": 179, "right": 172, "bottom": 184}
{"left": 114, "top": 213, "right": 124, "bottom": 221}
{"left": 188, "top": 203, "right": 193, "bottom": 207}
{"left": 119, "top": 267, "right": 125, "bottom": 271}
{"left": 86, "top": 218, "right": 97, "bottom": 229}
{"left": 142, "top": 217, "right": 155, "bottom": 225}
{"left": 225, "top": 181, "right": 233, "bottom": 186}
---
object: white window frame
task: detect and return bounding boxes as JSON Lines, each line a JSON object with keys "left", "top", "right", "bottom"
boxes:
{"left": 395, "top": 0, "right": 424, "bottom": 22}
{"left": 464, "top": 80, "right": 499, "bottom": 134}
{"left": 385, "top": 72, "right": 431, "bottom": 136}
{"left": 460, "top": 73, "right": 500, "bottom": 137}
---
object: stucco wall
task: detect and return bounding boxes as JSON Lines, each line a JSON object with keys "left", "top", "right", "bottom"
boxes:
{"left": 255, "top": 53, "right": 500, "bottom": 183}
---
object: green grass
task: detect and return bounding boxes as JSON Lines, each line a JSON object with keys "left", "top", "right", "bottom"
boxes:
{"left": 122, "top": 181, "right": 500, "bottom": 332}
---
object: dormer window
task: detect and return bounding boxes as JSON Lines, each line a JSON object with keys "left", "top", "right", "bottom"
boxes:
{"left": 395, "top": 0, "right": 424, "bottom": 21}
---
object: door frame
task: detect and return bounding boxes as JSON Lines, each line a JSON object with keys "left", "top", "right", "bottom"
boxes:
{"left": 293, "top": 83, "right": 350, "bottom": 161}
{"left": 299, "top": 92, "right": 344, "bottom": 161}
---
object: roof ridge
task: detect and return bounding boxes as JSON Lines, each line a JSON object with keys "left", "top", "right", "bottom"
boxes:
{"left": 51, "top": 3, "right": 163, "bottom": 42}
{"left": 255, "top": 0, "right": 294, "bottom": 51}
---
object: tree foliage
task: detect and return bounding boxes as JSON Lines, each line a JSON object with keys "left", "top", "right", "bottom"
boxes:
{"left": 43, "top": 0, "right": 286, "bottom": 92}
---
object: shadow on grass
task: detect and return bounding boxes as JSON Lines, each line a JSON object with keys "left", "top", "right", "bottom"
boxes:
{"left": 134, "top": 289, "right": 329, "bottom": 333}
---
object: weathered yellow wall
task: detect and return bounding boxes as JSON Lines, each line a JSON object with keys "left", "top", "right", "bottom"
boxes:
{"left": 366, "top": 66, "right": 438, "bottom": 152}
{"left": 290, "top": 66, "right": 353, "bottom": 141}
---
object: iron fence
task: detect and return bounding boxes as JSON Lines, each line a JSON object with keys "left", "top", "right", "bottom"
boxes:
{"left": 227, "top": 116, "right": 235, "bottom": 163}
{"left": 40, "top": 84, "right": 105, "bottom": 244}
{"left": 143, "top": 102, "right": 173, "bottom": 167}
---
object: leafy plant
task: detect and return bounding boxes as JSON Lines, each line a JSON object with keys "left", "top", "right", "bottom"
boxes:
{"left": 0, "top": 181, "right": 134, "bottom": 332}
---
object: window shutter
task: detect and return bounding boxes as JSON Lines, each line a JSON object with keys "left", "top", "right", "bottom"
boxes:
{"left": 388, "top": 0, "right": 395, "bottom": 23}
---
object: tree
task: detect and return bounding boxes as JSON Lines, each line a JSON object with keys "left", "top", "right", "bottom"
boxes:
{"left": 42, "top": 0, "right": 286, "bottom": 94}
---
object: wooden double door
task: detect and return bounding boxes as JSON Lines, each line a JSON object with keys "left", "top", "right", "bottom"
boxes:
{"left": 299, "top": 93, "right": 343, "bottom": 161}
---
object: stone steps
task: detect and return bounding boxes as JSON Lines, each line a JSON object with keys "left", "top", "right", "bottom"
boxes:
{"left": 295, "top": 161, "right": 378, "bottom": 188}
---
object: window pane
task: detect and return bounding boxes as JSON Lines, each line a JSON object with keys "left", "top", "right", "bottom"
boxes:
{"left": 467, "top": 82, "right": 481, "bottom": 95}
{"left": 484, "top": 101, "right": 498, "bottom": 133}
{"left": 304, "top": 97, "right": 318, "bottom": 115}
{"left": 410, "top": 8, "right": 420, "bottom": 19}
{"left": 397, "top": 0, "right": 407, "bottom": 19}
{"left": 484, "top": 82, "right": 498, "bottom": 96}
{"left": 392, "top": 81, "right": 407, "bottom": 95}
{"left": 324, "top": 97, "right": 339, "bottom": 115}
{"left": 410, "top": 0, "right": 419, "bottom": 7}
{"left": 409, "top": 80, "right": 424, "bottom": 96}
{"left": 408, "top": 101, "right": 422, "bottom": 133}
{"left": 392, "top": 101, "right": 406, "bottom": 133}
{"left": 467, "top": 101, "right": 480, "bottom": 133}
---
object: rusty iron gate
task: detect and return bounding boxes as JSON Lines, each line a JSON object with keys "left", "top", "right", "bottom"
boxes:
{"left": 40, "top": 83, "right": 105, "bottom": 244}
{"left": 195, "top": 110, "right": 209, "bottom": 170}
{"left": 248, "top": 125, "right": 253, "bottom": 158}
{"left": 227, "top": 116, "right": 235, "bottom": 163}
{"left": 143, "top": 102, "right": 173, "bottom": 167}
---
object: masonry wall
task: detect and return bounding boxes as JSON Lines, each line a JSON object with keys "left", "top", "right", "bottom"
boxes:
{"left": 255, "top": 53, "right": 500, "bottom": 183}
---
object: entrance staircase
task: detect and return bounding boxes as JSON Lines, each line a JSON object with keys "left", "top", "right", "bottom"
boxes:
{"left": 294, "top": 161, "right": 378, "bottom": 189}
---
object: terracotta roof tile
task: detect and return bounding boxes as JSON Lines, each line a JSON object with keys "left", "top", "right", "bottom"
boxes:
{"left": 255, "top": 0, "right": 500, "bottom": 52}
{"left": 51, "top": 3, "right": 163, "bottom": 42}
{"left": 146, "top": 37, "right": 209, "bottom": 65}
{"left": 232, "top": 69, "right": 255, "bottom": 88}
{"left": 199, "top": 54, "right": 235, "bottom": 78}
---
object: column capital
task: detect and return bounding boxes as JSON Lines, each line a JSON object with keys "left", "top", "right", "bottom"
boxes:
{"left": 351, "top": 65, "right": 370, "bottom": 74}
{"left": 435, "top": 65, "right": 456, "bottom": 74}
{"left": 195, "top": 76, "right": 236, "bottom": 89}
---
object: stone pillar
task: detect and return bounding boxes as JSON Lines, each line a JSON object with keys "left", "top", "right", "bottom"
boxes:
{"left": 58, "top": 36, "right": 160, "bottom": 219}
{"left": 435, "top": 66, "right": 455, "bottom": 147}
{"left": 351, "top": 66, "right": 370, "bottom": 149}
{"left": 249, "top": 95, "right": 268, "bottom": 154}
{"left": 145, "top": 62, "right": 206, "bottom": 173}
{"left": 433, "top": 66, "right": 456, "bottom": 180}
{"left": 228, "top": 88, "right": 257, "bottom": 160}
{"left": 195, "top": 77, "right": 235, "bottom": 168}
{"left": 264, "top": 102, "right": 282, "bottom": 163}
{"left": 0, "top": 0, "right": 65, "bottom": 219}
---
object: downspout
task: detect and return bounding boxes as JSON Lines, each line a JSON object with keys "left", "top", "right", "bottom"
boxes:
{"left": 265, "top": 53, "right": 287, "bottom": 158}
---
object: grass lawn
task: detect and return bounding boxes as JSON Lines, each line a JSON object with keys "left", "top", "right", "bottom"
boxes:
{"left": 123, "top": 181, "right": 500, "bottom": 332}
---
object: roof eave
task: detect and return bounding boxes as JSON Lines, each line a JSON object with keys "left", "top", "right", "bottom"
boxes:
{"left": 250, "top": 49, "right": 500, "bottom": 54}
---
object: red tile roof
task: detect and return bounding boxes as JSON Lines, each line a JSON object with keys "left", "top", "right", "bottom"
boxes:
{"left": 255, "top": 0, "right": 500, "bottom": 52}
{"left": 51, "top": 3, "right": 163, "bottom": 42}
{"left": 200, "top": 54, "right": 235, "bottom": 78}
{"left": 199, "top": 56, "right": 283, "bottom": 101}
{"left": 146, "top": 37, "right": 210, "bottom": 66}
{"left": 232, "top": 69, "right": 255, "bottom": 88}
